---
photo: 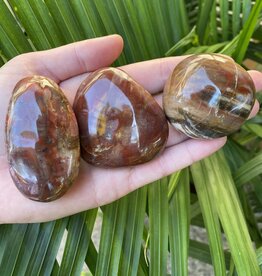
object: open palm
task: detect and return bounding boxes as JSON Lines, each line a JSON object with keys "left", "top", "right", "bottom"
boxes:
{"left": 0, "top": 35, "right": 261, "bottom": 223}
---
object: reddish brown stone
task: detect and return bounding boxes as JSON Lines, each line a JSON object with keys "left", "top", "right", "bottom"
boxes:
{"left": 6, "top": 76, "right": 80, "bottom": 202}
{"left": 163, "top": 54, "right": 255, "bottom": 139}
{"left": 73, "top": 67, "right": 168, "bottom": 167}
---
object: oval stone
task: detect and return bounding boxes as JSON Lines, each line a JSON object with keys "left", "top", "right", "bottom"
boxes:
{"left": 163, "top": 54, "right": 255, "bottom": 139}
{"left": 73, "top": 67, "right": 168, "bottom": 167}
{"left": 6, "top": 76, "right": 80, "bottom": 202}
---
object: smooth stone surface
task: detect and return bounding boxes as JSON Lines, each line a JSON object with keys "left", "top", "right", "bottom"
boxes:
{"left": 163, "top": 54, "right": 255, "bottom": 139}
{"left": 6, "top": 76, "right": 80, "bottom": 202}
{"left": 73, "top": 67, "right": 168, "bottom": 167}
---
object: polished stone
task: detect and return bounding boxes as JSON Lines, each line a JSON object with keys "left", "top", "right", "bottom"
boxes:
{"left": 163, "top": 54, "right": 255, "bottom": 139}
{"left": 73, "top": 67, "right": 168, "bottom": 167}
{"left": 6, "top": 76, "right": 80, "bottom": 202}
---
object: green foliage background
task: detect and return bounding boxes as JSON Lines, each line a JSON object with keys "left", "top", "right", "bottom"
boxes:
{"left": 0, "top": 0, "right": 262, "bottom": 275}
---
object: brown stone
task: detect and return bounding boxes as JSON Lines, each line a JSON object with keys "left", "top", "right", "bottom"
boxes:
{"left": 6, "top": 76, "right": 80, "bottom": 202}
{"left": 73, "top": 67, "right": 168, "bottom": 167}
{"left": 163, "top": 54, "right": 255, "bottom": 139}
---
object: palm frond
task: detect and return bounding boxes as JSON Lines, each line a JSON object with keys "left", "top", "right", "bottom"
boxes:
{"left": 0, "top": 0, "right": 261, "bottom": 275}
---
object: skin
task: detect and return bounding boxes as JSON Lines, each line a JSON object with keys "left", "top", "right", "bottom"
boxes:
{"left": 0, "top": 35, "right": 261, "bottom": 223}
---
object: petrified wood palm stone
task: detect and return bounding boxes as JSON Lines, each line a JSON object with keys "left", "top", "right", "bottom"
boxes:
{"left": 73, "top": 67, "right": 168, "bottom": 167}
{"left": 163, "top": 54, "right": 255, "bottom": 139}
{"left": 6, "top": 76, "right": 80, "bottom": 202}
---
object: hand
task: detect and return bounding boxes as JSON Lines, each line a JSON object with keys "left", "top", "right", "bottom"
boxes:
{"left": 0, "top": 35, "right": 261, "bottom": 223}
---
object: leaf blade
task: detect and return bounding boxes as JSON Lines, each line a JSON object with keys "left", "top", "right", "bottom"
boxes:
{"left": 58, "top": 210, "right": 97, "bottom": 276}
{"left": 0, "top": 1, "right": 32, "bottom": 59}
{"left": 191, "top": 160, "right": 227, "bottom": 276}
{"left": 8, "top": 0, "right": 53, "bottom": 50}
{"left": 119, "top": 187, "right": 147, "bottom": 276}
{"left": 195, "top": 151, "right": 260, "bottom": 275}
{"left": 0, "top": 224, "right": 29, "bottom": 275}
{"left": 148, "top": 178, "right": 169, "bottom": 276}
{"left": 95, "top": 197, "right": 128, "bottom": 275}
{"left": 169, "top": 168, "right": 190, "bottom": 275}
{"left": 233, "top": 0, "right": 262, "bottom": 63}
{"left": 234, "top": 153, "right": 262, "bottom": 187}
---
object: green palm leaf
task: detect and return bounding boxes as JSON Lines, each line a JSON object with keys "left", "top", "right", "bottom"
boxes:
{"left": 169, "top": 169, "right": 190, "bottom": 275}
{"left": 95, "top": 197, "right": 128, "bottom": 275}
{"left": 234, "top": 153, "right": 262, "bottom": 187}
{"left": 119, "top": 188, "right": 147, "bottom": 276}
{"left": 192, "top": 150, "right": 260, "bottom": 275}
{"left": 0, "top": 0, "right": 261, "bottom": 275}
{"left": 148, "top": 178, "right": 169, "bottom": 276}
{"left": 0, "top": 224, "right": 33, "bottom": 275}
{"left": 58, "top": 210, "right": 97, "bottom": 275}
{"left": 0, "top": 1, "right": 32, "bottom": 58}
{"left": 191, "top": 161, "right": 227, "bottom": 276}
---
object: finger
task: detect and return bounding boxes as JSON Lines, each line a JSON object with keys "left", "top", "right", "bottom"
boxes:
{"left": 247, "top": 70, "right": 262, "bottom": 118}
{"left": 123, "top": 61, "right": 262, "bottom": 96}
{"left": 59, "top": 56, "right": 185, "bottom": 103}
{"left": 0, "top": 136, "right": 225, "bottom": 223}
{"left": 0, "top": 34, "right": 123, "bottom": 155}
{"left": 60, "top": 58, "right": 262, "bottom": 103}
{"left": 166, "top": 126, "right": 188, "bottom": 147}
{"left": 248, "top": 100, "right": 259, "bottom": 119}
{"left": 127, "top": 137, "right": 227, "bottom": 192}
{"left": 120, "top": 57, "right": 185, "bottom": 94}
{"left": 123, "top": 60, "right": 262, "bottom": 96}
{"left": 248, "top": 70, "right": 262, "bottom": 91}
{"left": 247, "top": 70, "right": 262, "bottom": 119}
{"left": 81, "top": 137, "right": 227, "bottom": 209}
{"left": 0, "top": 162, "right": 96, "bottom": 223}
{"left": 50, "top": 137, "right": 226, "bottom": 217}
{"left": 24, "top": 35, "right": 124, "bottom": 82}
